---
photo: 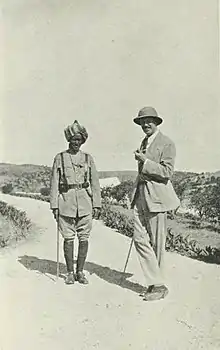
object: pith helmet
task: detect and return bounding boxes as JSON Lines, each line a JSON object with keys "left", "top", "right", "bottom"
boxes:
{"left": 133, "top": 106, "right": 163, "bottom": 126}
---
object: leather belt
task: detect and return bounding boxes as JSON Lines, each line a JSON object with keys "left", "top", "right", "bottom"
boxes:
{"left": 68, "top": 182, "right": 89, "bottom": 190}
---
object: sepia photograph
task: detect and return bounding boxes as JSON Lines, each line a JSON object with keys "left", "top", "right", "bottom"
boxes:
{"left": 0, "top": 1, "right": 220, "bottom": 349}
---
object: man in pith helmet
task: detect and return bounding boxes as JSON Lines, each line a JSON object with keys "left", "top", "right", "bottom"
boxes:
{"left": 131, "top": 106, "right": 180, "bottom": 301}
{"left": 50, "top": 120, "right": 101, "bottom": 285}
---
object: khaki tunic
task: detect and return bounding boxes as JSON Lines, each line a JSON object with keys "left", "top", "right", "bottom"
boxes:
{"left": 50, "top": 150, "right": 101, "bottom": 218}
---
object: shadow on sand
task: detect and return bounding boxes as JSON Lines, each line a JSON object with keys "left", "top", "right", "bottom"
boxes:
{"left": 18, "top": 255, "right": 145, "bottom": 294}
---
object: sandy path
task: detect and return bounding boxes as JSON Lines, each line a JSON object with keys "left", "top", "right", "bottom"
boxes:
{"left": 0, "top": 194, "right": 219, "bottom": 350}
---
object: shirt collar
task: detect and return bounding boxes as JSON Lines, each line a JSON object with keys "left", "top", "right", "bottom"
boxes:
{"left": 147, "top": 129, "right": 159, "bottom": 147}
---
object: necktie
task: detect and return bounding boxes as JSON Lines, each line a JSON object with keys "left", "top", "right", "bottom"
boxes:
{"left": 138, "top": 137, "right": 148, "bottom": 173}
{"left": 140, "top": 137, "right": 148, "bottom": 153}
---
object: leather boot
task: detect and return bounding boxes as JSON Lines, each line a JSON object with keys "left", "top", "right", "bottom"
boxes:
{"left": 76, "top": 240, "right": 89, "bottom": 284}
{"left": 63, "top": 239, "right": 75, "bottom": 285}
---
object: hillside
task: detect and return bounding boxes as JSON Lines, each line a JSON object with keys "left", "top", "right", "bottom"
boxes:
{"left": 0, "top": 163, "right": 50, "bottom": 185}
{"left": 0, "top": 162, "right": 199, "bottom": 184}
{"left": 0, "top": 163, "right": 52, "bottom": 193}
{"left": 1, "top": 162, "right": 219, "bottom": 199}
{"left": 0, "top": 163, "right": 139, "bottom": 185}
{"left": 0, "top": 163, "right": 50, "bottom": 176}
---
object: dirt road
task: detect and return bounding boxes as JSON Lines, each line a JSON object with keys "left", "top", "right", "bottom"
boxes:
{"left": 0, "top": 194, "right": 219, "bottom": 350}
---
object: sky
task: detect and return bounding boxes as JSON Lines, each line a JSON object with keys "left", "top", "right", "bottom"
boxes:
{"left": 1, "top": 0, "right": 220, "bottom": 172}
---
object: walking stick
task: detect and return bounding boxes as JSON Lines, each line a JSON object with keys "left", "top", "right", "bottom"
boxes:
{"left": 122, "top": 196, "right": 134, "bottom": 274}
{"left": 123, "top": 237, "right": 134, "bottom": 274}
{"left": 56, "top": 215, "right": 60, "bottom": 280}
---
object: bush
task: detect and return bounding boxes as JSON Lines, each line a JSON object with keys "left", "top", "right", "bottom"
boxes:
{"left": 12, "top": 192, "right": 50, "bottom": 202}
{"left": 40, "top": 187, "right": 50, "bottom": 196}
{"left": 101, "top": 186, "right": 113, "bottom": 200}
{"left": 0, "top": 201, "right": 33, "bottom": 247}
{"left": 100, "top": 204, "right": 134, "bottom": 237}
{"left": 111, "top": 181, "right": 134, "bottom": 201}
{"left": 100, "top": 204, "right": 220, "bottom": 264}
{"left": 2, "top": 183, "right": 13, "bottom": 194}
{"left": 101, "top": 181, "right": 134, "bottom": 208}
{"left": 189, "top": 182, "right": 220, "bottom": 223}
{"left": 166, "top": 228, "right": 220, "bottom": 264}
{"left": 0, "top": 200, "right": 32, "bottom": 230}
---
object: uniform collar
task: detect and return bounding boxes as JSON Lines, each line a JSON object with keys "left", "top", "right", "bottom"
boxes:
{"left": 66, "top": 149, "right": 85, "bottom": 166}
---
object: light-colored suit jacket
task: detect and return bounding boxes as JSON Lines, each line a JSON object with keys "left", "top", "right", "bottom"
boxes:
{"left": 131, "top": 131, "right": 180, "bottom": 212}
{"left": 50, "top": 150, "right": 101, "bottom": 217}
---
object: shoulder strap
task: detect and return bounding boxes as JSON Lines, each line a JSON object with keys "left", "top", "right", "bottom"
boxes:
{"left": 84, "top": 153, "right": 89, "bottom": 183}
{"left": 60, "top": 152, "right": 68, "bottom": 185}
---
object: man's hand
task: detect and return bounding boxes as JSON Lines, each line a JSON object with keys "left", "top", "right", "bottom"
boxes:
{"left": 134, "top": 149, "right": 147, "bottom": 163}
{"left": 52, "top": 208, "right": 59, "bottom": 221}
{"left": 93, "top": 207, "right": 101, "bottom": 220}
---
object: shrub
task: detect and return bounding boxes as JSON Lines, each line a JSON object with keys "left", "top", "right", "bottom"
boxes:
{"left": 101, "top": 186, "right": 113, "bottom": 200}
{"left": 101, "top": 181, "right": 134, "bottom": 208}
{"left": 0, "top": 201, "right": 33, "bottom": 247}
{"left": 189, "top": 182, "right": 220, "bottom": 223}
{"left": 166, "top": 228, "right": 220, "bottom": 264}
{"left": 0, "top": 200, "right": 32, "bottom": 230}
{"left": 100, "top": 204, "right": 220, "bottom": 264}
{"left": 12, "top": 192, "right": 50, "bottom": 202}
{"left": 40, "top": 187, "right": 50, "bottom": 196}
{"left": 110, "top": 181, "right": 134, "bottom": 202}
{"left": 2, "top": 183, "right": 13, "bottom": 194}
{"left": 100, "top": 204, "right": 134, "bottom": 237}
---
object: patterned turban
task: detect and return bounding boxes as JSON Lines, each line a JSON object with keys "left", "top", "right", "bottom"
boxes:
{"left": 64, "top": 120, "right": 88, "bottom": 144}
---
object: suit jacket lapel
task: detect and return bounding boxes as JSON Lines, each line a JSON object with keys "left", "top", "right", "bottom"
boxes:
{"left": 147, "top": 131, "right": 162, "bottom": 151}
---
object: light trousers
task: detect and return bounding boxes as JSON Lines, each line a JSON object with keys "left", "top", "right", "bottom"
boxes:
{"left": 133, "top": 185, "right": 167, "bottom": 286}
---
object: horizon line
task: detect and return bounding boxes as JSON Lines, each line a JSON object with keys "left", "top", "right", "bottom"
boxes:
{"left": 0, "top": 162, "right": 219, "bottom": 174}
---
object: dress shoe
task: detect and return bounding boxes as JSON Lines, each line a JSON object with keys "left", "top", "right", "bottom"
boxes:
{"left": 143, "top": 285, "right": 168, "bottom": 301}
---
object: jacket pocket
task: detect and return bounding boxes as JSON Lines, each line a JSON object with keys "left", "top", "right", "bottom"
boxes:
{"left": 145, "top": 181, "right": 163, "bottom": 204}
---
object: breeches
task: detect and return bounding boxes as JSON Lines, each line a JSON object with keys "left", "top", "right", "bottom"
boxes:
{"left": 59, "top": 214, "right": 92, "bottom": 242}
{"left": 133, "top": 190, "right": 167, "bottom": 286}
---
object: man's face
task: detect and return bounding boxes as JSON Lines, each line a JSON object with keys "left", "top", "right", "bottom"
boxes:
{"left": 140, "top": 117, "right": 158, "bottom": 137}
{"left": 69, "top": 134, "right": 83, "bottom": 152}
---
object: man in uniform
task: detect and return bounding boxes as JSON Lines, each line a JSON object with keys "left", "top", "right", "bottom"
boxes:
{"left": 50, "top": 120, "right": 101, "bottom": 285}
{"left": 131, "top": 107, "right": 180, "bottom": 301}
